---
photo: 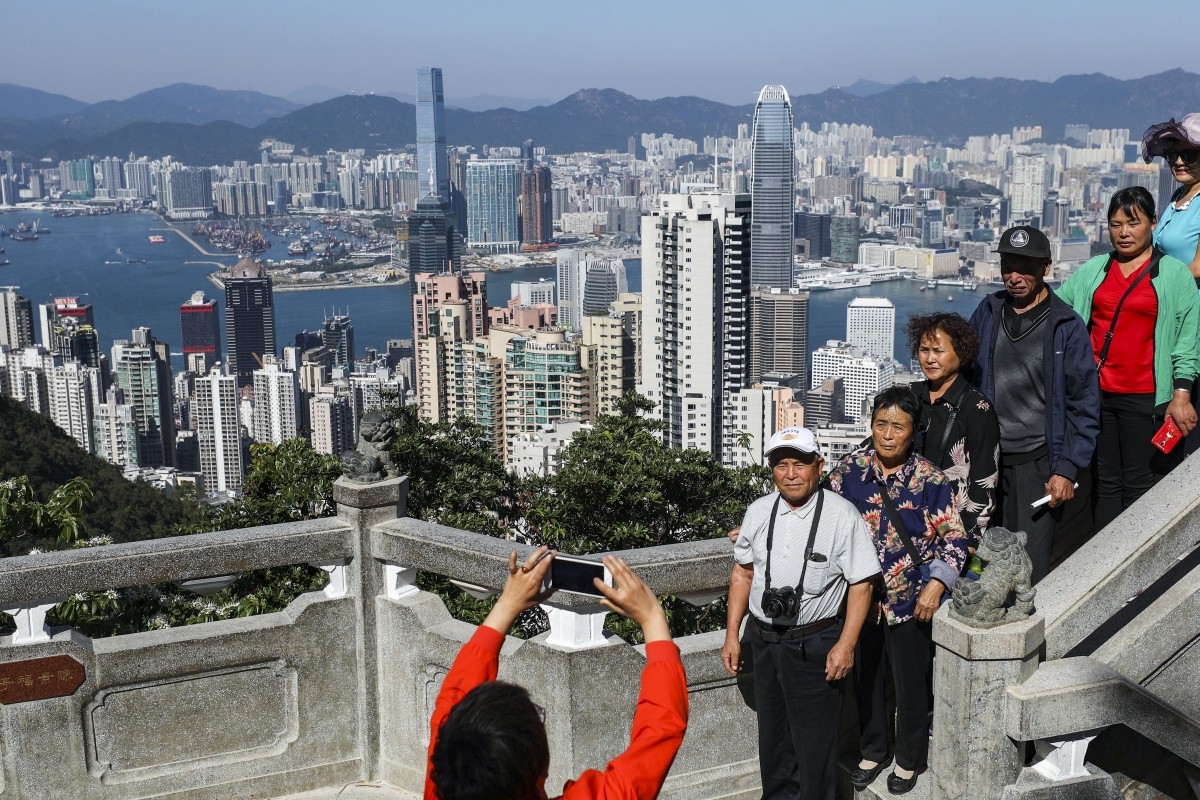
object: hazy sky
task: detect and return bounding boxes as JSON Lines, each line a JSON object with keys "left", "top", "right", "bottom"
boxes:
{"left": 7, "top": 0, "right": 1198, "bottom": 105}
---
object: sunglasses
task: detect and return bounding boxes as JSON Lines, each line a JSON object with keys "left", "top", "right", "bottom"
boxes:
{"left": 1164, "top": 148, "right": 1200, "bottom": 166}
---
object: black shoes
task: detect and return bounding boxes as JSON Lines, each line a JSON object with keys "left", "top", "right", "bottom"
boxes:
{"left": 849, "top": 755, "right": 892, "bottom": 789}
{"left": 887, "top": 770, "right": 919, "bottom": 794}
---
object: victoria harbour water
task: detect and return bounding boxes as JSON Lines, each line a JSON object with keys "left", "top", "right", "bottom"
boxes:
{"left": 0, "top": 210, "right": 985, "bottom": 373}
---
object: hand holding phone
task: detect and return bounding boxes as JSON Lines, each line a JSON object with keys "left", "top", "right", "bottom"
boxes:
{"left": 1153, "top": 416, "right": 1183, "bottom": 454}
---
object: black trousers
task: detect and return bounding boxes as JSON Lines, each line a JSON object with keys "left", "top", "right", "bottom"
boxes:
{"left": 1094, "top": 392, "right": 1158, "bottom": 533}
{"left": 998, "top": 453, "right": 1060, "bottom": 584}
{"left": 855, "top": 617, "right": 932, "bottom": 773}
{"left": 750, "top": 619, "right": 845, "bottom": 800}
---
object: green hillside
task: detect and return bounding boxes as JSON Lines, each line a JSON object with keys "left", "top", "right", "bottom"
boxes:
{"left": 0, "top": 395, "right": 196, "bottom": 554}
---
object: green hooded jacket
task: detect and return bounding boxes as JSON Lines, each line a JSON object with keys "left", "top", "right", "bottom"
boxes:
{"left": 1057, "top": 248, "right": 1200, "bottom": 407}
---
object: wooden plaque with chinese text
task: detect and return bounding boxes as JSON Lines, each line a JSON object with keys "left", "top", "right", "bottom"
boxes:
{"left": 0, "top": 655, "right": 85, "bottom": 703}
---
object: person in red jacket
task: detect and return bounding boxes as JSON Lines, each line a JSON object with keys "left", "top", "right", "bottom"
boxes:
{"left": 425, "top": 547, "right": 688, "bottom": 800}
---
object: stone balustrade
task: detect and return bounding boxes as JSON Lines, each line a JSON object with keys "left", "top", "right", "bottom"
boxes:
{"left": 0, "top": 476, "right": 758, "bottom": 800}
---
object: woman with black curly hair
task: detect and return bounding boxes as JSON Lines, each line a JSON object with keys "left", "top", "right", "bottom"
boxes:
{"left": 905, "top": 312, "right": 1000, "bottom": 547}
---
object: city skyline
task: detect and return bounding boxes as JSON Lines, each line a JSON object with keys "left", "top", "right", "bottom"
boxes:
{"left": 2, "top": 0, "right": 1195, "bottom": 106}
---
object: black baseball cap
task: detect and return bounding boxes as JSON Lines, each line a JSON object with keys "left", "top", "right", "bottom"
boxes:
{"left": 995, "top": 225, "right": 1051, "bottom": 258}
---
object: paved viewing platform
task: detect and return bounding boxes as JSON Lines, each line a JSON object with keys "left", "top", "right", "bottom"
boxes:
{"left": 1, "top": 464, "right": 1200, "bottom": 799}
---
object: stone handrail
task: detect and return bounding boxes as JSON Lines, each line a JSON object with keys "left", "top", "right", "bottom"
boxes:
{"left": 1006, "top": 657, "right": 1200, "bottom": 770}
{"left": 1035, "top": 455, "right": 1200, "bottom": 660}
{"left": 0, "top": 518, "right": 354, "bottom": 605}
{"left": 370, "top": 516, "right": 735, "bottom": 608}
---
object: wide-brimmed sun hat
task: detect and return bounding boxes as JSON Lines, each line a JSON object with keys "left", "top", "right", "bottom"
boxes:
{"left": 1142, "top": 113, "right": 1200, "bottom": 163}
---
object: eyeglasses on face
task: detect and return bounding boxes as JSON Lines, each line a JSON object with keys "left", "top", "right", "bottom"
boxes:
{"left": 1164, "top": 148, "right": 1200, "bottom": 166}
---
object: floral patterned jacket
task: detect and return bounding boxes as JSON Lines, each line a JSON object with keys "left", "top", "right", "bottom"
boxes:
{"left": 824, "top": 446, "right": 970, "bottom": 626}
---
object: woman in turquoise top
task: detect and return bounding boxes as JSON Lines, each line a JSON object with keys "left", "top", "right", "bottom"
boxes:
{"left": 1144, "top": 114, "right": 1200, "bottom": 453}
{"left": 1144, "top": 114, "right": 1200, "bottom": 278}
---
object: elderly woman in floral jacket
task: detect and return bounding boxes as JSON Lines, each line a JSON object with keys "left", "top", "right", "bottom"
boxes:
{"left": 825, "top": 386, "right": 970, "bottom": 795}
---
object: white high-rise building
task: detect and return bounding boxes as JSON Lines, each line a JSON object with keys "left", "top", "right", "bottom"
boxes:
{"left": 556, "top": 249, "right": 585, "bottom": 330}
{"left": 47, "top": 361, "right": 97, "bottom": 453}
{"left": 93, "top": 387, "right": 140, "bottom": 468}
{"left": 251, "top": 360, "right": 300, "bottom": 445}
{"left": 721, "top": 385, "right": 803, "bottom": 469}
{"left": 811, "top": 340, "right": 894, "bottom": 420}
{"left": 846, "top": 297, "right": 895, "bottom": 362}
{"left": 641, "top": 192, "right": 751, "bottom": 458}
{"left": 0, "top": 345, "right": 57, "bottom": 414}
{"left": 1012, "top": 154, "right": 1047, "bottom": 217}
{"left": 194, "top": 369, "right": 245, "bottom": 496}
{"left": 510, "top": 280, "right": 556, "bottom": 307}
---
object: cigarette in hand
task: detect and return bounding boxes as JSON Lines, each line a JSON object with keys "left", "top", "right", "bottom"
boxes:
{"left": 1031, "top": 483, "right": 1079, "bottom": 509}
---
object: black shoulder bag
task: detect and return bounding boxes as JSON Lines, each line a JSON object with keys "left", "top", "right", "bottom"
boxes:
{"left": 1095, "top": 259, "right": 1153, "bottom": 373}
{"left": 873, "top": 476, "right": 928, "bottom": 583}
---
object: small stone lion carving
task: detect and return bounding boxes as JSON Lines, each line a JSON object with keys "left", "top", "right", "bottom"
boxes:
{"left": 949, "top": 527, "right": 1036, "bottom": 629}
{"left": 339, "top": 411, "right": 399, "bottom": 484}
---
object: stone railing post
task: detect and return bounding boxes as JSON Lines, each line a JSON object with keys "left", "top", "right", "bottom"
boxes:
{"left": 333, "top": 475, "right": 409, "bottom": 782}
{"left": 930, "top": 609, "right": 1044, "bottom": 800}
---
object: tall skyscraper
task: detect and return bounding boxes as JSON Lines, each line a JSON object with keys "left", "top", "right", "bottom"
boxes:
{"left": 412, "top": 271, "right": 489, "bottom": 415}
{"left": 831, "top": 215, "right": 860, "bottom": 263}
{"left": 194, "top": 369, "right": 245, "bottom": 496}
{"left": 795, "top": 212, "right": 832, "bottom": 261}
{"left": 92, "top": 387, "right": 140, "bottom": 467}
{"left": 556, "top": 250, "right": 586, "bottom": 331}
{"left": 416, "top": 67, "right": 450, "bottom": 204}
{"left": 641, "top": 192, "right": 751, "bottom": 458}
{"left": 1012, "top": 154, "right": 1047, "bottom": 217}
{"left": 309, "top": 393, "right": 353, "bottom": 456}
{"left": 407, "top": 190, "right": 461, "bottom": 275}
{"left": 321, "top": 313, "right": 354, "bottom": 367}
{"left": 582, "top": 258, "right": 628, "bottom": 315}
{"left": 51, "top": 316, "right": 101, "bottom": 369}
{"left": 225, "top": 257, "right": 276, "bottom": 387}
{"left": 112, "top": 328, "right": 175, "bottom": 467}
{"left": 180, "top": 291, "right": 221, "bottom": 375}
{"left": 847, "top": 297, "right": 896, "bottom": 363}
{"left": 158, "top": 167, "right": 214, "bottom": 220}
{"left": 466, "top": 160, "right": 520, "bottom": 253}
{"left": 59, "top": 158, "right": 95, "bottom": 198}
{"left": 251, "top": 360, "right": 300, "bottom": 445}
{"left": 750, "top": 85, "right": 795, "bottom": 288}
{"left": 47, "top": 361, "right": 96, "bottom": 453}
{"left": 0, "top": 287, "right": 34, "bottom": 349}
{"left": 749, "top": 288, "right": 809, "bottom": 386}
{"left": 519, "top": 166, "right": 554, "bottom": 244}
{"left": 503, "top": 330, "right": 591, "bottom": 462}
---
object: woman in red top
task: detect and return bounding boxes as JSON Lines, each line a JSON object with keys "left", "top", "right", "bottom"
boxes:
{"left": 425, "top": 548, "right": 688, "bottom": 800}
{"left": 1059, "top": 187, "right": 1200, "bottom": 531}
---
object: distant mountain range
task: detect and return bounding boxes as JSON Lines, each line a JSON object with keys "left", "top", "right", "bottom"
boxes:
{"left": 2, "top": 71, "right": 1198, "bottom": 164}
{"left": 839, "top": 76, "right": 922, "bottom": 98}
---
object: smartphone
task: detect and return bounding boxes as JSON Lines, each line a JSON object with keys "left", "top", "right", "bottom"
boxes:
{"left": 1152, "top": 417, "right": 1183, "bottom": 454}
{"left": 545, "top": 555, "right": 612, "bottom": 597}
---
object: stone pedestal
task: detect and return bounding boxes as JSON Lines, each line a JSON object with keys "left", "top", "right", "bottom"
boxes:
{"left": 333, "top": 475, "right": 409, "bottom": 782}
{"left": 930, "top": 609, "right": 1044, "bottom": 800}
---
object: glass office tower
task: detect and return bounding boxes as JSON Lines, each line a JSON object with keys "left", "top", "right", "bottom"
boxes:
{"left": 750, "top": 85, "right": 795, "bottom": 288}
{"left": 416, "top": 68, "right": 450, "bottom": 204}
{"left": 466, "top": 160, "right": 520, "bottom": 253}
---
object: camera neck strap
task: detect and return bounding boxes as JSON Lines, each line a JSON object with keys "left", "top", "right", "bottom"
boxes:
{"left": 873, "top": 474, "right": 926, "bottom": 568}
{"left": 763, "top": 489, "right": 825, "bottom": 595}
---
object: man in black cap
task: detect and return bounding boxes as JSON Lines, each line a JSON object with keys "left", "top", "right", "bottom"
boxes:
{"left": 968, "top": 226, "right": 1100, "bottom": 582}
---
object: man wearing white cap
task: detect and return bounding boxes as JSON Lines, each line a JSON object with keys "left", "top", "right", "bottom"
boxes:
{"left": 720, "top": 426, "right": 880, "bottom": 800}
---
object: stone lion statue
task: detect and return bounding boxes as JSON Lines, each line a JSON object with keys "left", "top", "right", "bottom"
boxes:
{"left": 340, "top": 411, "right": 399, "bottom": 484}
{"left": 948, "top": 527, "right": 1036, "bottom": 629}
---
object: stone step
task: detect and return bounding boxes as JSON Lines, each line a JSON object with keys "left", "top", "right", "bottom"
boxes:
{"left": 272, "top": 782, "right": 418, "bottom": 799}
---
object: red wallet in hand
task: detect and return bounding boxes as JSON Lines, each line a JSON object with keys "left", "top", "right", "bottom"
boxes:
{"left": 1152, "top": 417, "right": 1184, "bottom": 454}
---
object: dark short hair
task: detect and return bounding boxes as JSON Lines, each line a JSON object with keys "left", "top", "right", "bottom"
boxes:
{"left": 431, "top": 681, "right": 549, "bottom": 800}
{"left": 871, "top": 386, "right": 920, "bottom": 427}
{"left": 1107, "top": 186, "right": 1156, "bottom": 223}
{"left": 904, "top": 312, "right": 980, "bottom": 368}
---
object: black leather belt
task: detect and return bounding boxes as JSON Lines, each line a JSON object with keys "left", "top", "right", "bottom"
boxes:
{"left": 754, "top": 616, "right": 841, "bottom": 643}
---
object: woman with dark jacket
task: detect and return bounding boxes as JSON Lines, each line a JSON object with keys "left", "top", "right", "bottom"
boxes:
{"left": 1058, "top": 187, "right": 1200, "bottom": 532}
{"left": 905, "top": 312, "right": 999, "bottom": 547}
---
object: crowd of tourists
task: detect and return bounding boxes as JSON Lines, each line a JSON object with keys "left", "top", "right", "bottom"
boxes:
{"left": 418, "top": 115, "right": 1200, "bottom": 800}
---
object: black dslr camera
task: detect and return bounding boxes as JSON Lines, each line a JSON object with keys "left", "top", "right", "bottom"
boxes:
{"left": 761, "top": 585, "right": 799, "bottom": 620}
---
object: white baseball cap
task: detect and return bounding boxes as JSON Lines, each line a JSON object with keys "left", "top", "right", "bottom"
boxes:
{"left": 764, "top": 426, "right": 820, "bottom": 458}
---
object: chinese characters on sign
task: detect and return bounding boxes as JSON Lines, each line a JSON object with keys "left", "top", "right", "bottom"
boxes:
{"left": 0, "top": 655, "right": 85, "bottom": 703}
